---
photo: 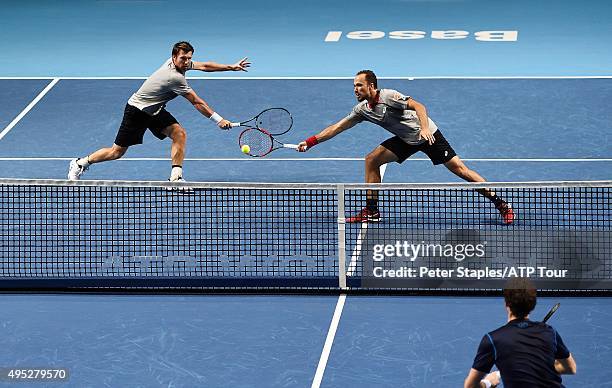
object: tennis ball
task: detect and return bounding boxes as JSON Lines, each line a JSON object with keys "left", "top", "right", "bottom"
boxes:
{"left": 241, "top": 144, "right": 250, "bottom": 154}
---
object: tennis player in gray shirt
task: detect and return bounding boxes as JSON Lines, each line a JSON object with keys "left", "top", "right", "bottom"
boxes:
{"left": 298, "top": 70, "right": 514, "bottom": 224}
{"left": 68, "top": 41, "right": 250, "bottom": 182}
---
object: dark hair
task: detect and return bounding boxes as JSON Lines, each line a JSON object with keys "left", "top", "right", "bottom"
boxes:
{"left": 503, "top": 278, "right": 537, "bottom": 319}
{"left": 172, "top": 41, "right": 194, "bottom": 56}
{"left": 356, "top": 70, "right": 377, "bottom": 88}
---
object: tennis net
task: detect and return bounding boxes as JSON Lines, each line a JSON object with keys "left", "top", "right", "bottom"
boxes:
{"left": 1, "top": 178, "right": 610, "bottom": 293}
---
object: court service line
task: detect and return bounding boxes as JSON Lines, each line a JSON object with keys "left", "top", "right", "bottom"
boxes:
{"left": 311, "top": 164, "right": 387, "bottom": 388}
{"left": 1, "top": 76, "right": 612, "bottom": 80}
{"left": 0, "top": 78, "right": 60, "bottom": 141}
{"left": 1, "top": 157, "right": 611, "bottom": 162}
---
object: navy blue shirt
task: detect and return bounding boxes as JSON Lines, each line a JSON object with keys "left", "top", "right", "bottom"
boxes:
{"left": 472, "top": 319, "right": 570, "bottom": 388}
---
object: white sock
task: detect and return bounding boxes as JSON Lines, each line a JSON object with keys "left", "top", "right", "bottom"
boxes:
{"left": 170, "top": 166, "right": 183, "bottom": 181}
{"left": 77, "top": 157, "right": 91, "bottom": 168}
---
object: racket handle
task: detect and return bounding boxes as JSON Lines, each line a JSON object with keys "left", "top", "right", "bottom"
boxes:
{"left": 283, "top": 144, "right": 299, "bottom": 149}
{"left": 230, "top": 122, "right": 241, "bottom": 127}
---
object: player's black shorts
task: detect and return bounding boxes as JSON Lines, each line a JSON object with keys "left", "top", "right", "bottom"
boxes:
{"left": 114, "top": 104, "right": 178, "bottom": 147}
{"left": 381, "top": 129, "right": 457, "bottom": 165}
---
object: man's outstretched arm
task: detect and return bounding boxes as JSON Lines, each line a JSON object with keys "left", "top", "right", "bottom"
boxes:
{"left": 191, "top": 57, "right": 250, "bottom": 72}
{"left": 297, "top": 117, "right": 359, "bottom": 151}
{"left": 182, "top": 90, "right": 231, "bottom": 129}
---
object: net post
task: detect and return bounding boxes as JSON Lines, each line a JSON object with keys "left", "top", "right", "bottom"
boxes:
{"left": 337, "top": 184, "right": 347, "bottom": 290}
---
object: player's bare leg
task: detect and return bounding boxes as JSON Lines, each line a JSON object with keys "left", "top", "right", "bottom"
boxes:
{"left": 444, "top": 156, "right": 515, "bottom": 224}
{"left": 347, "top": 146, "right": 398, "bottom": 223}
{"left": 162, "top": 123, "right": 187, "bottom": 181}
{"left": 88, "top": 144, "right": 128, "bottom": 163}
{"left": 68, "top": 144, "right": 128, "bottom": 180}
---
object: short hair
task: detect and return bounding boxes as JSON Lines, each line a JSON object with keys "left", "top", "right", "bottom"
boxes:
{"left": 172, "top": 41, "right": 194, "bottom": 56}
{"left": 503, "top": 278, "right": 537, "bottom": 319}
{"left": 356, "top": 70, "right": 377, "bottom": 88}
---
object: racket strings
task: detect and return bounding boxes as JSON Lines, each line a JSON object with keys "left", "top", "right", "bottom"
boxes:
{"left": 239, "top": 128, "right": 274, "bottom": 156}
{"left": 257, "top": 109, "right": 292, "bottom": 135}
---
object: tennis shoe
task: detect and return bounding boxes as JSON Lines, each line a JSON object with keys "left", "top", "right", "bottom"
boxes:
{"left": 167, "top": 177, "right": 194, "bottom": 193}
{"left": 497, "top": 202, "right": 515, "bottom": 225}
{"left": 346, "top": 207, "right": 381, "bottom": 223}
{"left": 67, "top": 158, "right": 88, "bottom": 180}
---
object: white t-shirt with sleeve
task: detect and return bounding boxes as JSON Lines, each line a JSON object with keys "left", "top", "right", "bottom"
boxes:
{"left": 127, "top": 58, "right": 193, "bottom": 115}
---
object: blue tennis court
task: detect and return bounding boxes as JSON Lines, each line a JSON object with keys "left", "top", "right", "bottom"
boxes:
{"left": 1, "top": 1, "right": 611, "bottom": 387}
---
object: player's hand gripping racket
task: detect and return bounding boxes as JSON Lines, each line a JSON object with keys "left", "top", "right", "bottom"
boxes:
{"left": 230, "top": 108, "right": 293, "bottom": 134}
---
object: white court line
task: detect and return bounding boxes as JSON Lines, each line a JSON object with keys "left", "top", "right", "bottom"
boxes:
{"left": 346, "top": 164, "right": 387, "bottom": 277}
{"left": 0, "top": 76, "right": 611, "bottom": 80}
{"left": 311, "top": 164, "right": 387, "bottom": 388}
{"left": 0, "top": 157, "right": 611, "bottom": 162}
{"left": 311, "top": 295, "right": 346, "bottom": 388}
{"left": 345, "top": 226, "right": 369, "bottom": 277}
{"left": 0, "top": 157, "right": 362, "bottom": 161}
{"left": 0, "top": 78, "right": 60, "bottom": 141}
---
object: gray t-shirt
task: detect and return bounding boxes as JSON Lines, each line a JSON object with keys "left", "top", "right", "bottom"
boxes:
{"left": 128, "top": 58, "right": 193, "bottom": 115}
{"left": 345, "top": 88, "right": 438, "bottom": 145}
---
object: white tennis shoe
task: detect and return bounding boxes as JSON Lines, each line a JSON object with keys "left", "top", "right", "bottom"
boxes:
{"left": 68, "top": 158, "right": 88, "bottom": 180}
{"left": 167, "top": 176, "right": 194, "bottom": 193}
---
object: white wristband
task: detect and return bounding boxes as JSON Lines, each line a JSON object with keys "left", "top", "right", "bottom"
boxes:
{"left": 481, "top": 379, "right": 492, "bottom": 388}
{"left": 209, "top": 112, "right": 223, "bottom": 124}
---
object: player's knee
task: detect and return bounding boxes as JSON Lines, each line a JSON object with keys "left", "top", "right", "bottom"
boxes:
{"left": 454, "top": 163, "right": 467, "bottom": 174}
{"left": 177, "top": 128, "right": 187, "bottom": 143}
{"left": 171, "top": 126, "right": 187, "bottom": 143}
{"left": 111, "top": 146, "right": 127, "bottom": 160}
{"left": 449, "top": 161, "right": 469, "bottom": 176}
{"left": 365, "top": 151, "right": 383, "bottom": 168}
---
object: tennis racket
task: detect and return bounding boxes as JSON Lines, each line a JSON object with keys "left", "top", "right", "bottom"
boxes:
{"left": 542, "top": 302, "right": 560, "bottom": 323}
{"left": 230, "top": 108, "right": 293, "bottom": 135}
{"left": 239, "top": 127, "right": 298, "bottom": 157}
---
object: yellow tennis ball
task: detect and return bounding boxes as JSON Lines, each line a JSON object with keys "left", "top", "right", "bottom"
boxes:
{"left": 241, "top": 144, "right": 250, "bottom": 154}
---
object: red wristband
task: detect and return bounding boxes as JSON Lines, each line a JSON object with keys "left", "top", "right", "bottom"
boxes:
{"left": 305, "top": 136, "right": 319, "bottom": 148}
